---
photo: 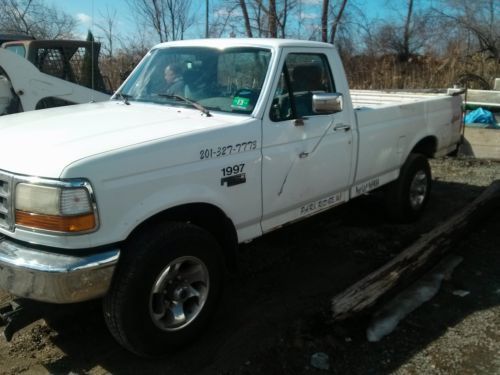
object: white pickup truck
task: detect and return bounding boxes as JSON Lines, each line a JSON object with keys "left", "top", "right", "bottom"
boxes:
{"left": 0, "top": 38, "right": 462, "bottom": 356}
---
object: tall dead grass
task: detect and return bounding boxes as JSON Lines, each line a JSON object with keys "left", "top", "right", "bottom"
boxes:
{"left": 343, "top": 53, "right": 499, "bottom": 90}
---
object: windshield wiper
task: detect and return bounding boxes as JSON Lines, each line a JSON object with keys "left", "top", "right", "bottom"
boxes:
{"left": 157, "top": 94, "right": 211, "bottom": 117}
{"left": 113, "top": 91, "right": 131, "bottom": 105}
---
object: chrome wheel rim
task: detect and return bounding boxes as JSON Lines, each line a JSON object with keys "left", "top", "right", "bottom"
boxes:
{"left": 409, "top": 170, "right": 428, "bottom": 210}
{"left": 149, "top": 256, "right": 209, "bottom": 331}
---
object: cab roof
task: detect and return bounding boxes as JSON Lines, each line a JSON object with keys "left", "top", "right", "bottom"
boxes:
{"left": 154, "top": 38, "right": 335, "bottom": 50}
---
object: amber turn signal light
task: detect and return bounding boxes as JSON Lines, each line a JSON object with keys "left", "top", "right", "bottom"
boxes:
{"left": 15, "top": 210, "right": 96, "bottom": 233}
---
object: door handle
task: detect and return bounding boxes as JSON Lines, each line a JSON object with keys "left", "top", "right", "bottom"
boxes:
{"left": 333, "top": 123, "right": 351, "bottom": 132}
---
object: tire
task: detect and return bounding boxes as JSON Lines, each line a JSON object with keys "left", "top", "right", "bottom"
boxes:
{"left": 103, "top": 222, "right": 224, "bottom": 357}
{"left": 385, "top": 153, "right": 431, "bottom": 222}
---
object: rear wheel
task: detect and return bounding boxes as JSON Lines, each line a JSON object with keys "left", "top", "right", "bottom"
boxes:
{"left": 385, "top": 153, "right": 431, "bottom": 222}
{"left": 103, "top": 222, "right": 224, "bottom": 357}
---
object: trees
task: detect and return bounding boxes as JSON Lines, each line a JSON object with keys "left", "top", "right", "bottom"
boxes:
{"left": 126, "top": 0, "right": 193, "bottom": 42}
{"left": 3, "top": 0, "right": 494, "bottom": 90}
{"left": 366, "top": 0, "right": 437, "bottom": 62}
{"left": 81, "top": 31, "right": 106, "bottom": 92}
{"left": 240, "top": 0, "right": 253, "bottom": 37}
{"left": 434, "top": 0, "right": 499, "bottom": 61}
{"left": 327, "top": 0, "right": 348, "bottom": 44}
{"left": 234, "top": 0, "right": 298, "bottom": 38}
{"left": 0, "top": 0, "right": 77, "bottom": 39}
{"left": 95, "top": 7, "right": 120, "bottom": 59}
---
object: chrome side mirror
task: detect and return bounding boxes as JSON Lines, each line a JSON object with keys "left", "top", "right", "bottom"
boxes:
{"left": 312, "top": 92, "right": 343, "bottom": 113}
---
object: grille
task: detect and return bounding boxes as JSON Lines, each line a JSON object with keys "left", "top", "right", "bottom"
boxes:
{"left": 0, "top": 170, "right": 13, "bottom": 231}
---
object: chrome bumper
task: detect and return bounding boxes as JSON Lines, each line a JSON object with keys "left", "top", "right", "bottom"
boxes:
{"left": 0, "top": 236, "right": 119, "bottom": 304}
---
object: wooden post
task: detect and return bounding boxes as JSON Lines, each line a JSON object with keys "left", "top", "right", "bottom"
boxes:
{"left": 331, "top": 180, "right": 500, "bottom": 321}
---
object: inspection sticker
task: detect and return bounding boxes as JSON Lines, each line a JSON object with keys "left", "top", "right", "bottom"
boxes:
{"left": 231, "top": 96, "right": 250, "bottom": 109}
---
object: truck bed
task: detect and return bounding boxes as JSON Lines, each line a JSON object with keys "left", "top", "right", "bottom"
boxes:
{"left": 351, "top": 89, "right": 449, "bottom": 109}
{"left": 350, "top": 89, "right": 462, "bottom": 191}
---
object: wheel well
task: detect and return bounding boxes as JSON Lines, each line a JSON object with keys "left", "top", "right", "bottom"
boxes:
{"left": 127, "top": 203, "right": 238, "bottom": 269}
{"left": 411, "top": 136, "right": 437, "bottom": 158}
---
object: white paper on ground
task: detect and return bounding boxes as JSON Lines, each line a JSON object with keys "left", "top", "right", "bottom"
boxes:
{"left": 366, "top": 255, "right": 464, "bottom": 342}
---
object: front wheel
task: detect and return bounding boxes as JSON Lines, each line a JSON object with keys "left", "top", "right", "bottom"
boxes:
{"left": 103, "top": 222, "right": 224, "bottom": 357}
{"left": 385, "top": 153, "right": 431, "bottom": 222}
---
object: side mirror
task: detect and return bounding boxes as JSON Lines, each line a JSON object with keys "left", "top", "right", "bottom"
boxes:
{"left": 312, "top": 92, "right": 343, "bottom": 114}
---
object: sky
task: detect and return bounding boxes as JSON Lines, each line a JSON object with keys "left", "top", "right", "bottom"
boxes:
{"left": 47, "top": 0, "right": 432, "bottom": 43}
{"left": 49, "top": 0, "right": 126, "bottom": 38}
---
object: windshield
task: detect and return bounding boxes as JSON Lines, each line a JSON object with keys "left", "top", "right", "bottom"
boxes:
{"left": 119, "top": 46, "right": 272, "bottom": 115}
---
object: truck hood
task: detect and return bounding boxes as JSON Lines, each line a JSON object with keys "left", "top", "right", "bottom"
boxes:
{"left": 0, "top": 101, "right": 240, "bottom": 177}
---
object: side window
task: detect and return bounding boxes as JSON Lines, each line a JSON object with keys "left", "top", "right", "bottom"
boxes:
{"left": 270, "top": 53, "right": 335, "bottom": 122}
{"left": 5, "top": 45, "right": 25, "bottom": 58}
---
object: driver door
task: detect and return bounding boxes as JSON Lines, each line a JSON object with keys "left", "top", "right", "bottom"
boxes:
{"left": 261, "top": 49, "right": 354, "bottom": 231}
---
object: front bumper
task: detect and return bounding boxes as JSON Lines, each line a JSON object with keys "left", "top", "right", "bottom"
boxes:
{"left": 0, "top": 236, "right": 119, "bottom": 304}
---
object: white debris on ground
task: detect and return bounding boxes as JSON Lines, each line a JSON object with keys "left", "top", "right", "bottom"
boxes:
{"left": 452, "top": 289, "right": 471, "bottom": 297}
{"left": 310, "top": 352, "right": 330, "bottom": 370}
{"left": 366, "top": 255, "right": 464, "bottom": 342}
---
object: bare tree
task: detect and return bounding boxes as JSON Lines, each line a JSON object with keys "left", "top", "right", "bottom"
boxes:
{"left": 206, "top": 1, "right": 240, "bottom": 37}
{"left": 268, "top": 0, "right": 277, "bottom": 37}
{"left": 96, "top": 7, "right": 121, "bottom": 59}
{"left": 239, "top": 0, "right": 253, "bottom": 37}
{"left": 401, "top": 0, "right": 414, "bottom": 61}
{"left": 318, "top": 0, "right": 350, "bottom": 44}
{"left": 367, "top": 0, "right": 436, "bottom": 61}
{"left": 254, "top": 0, "right": 277, "bottom": 37}
{"left": 206, "top": 0, "right": 209, "bottom": 38}
{"left": 252, "top": 0, "right": 297, "bottom": 38}
{"left": 0, "top": 0, "right": 77, "bottom": 39}
{"left": 434, "top": 0, "right": 499, "bottom": 60}
{"left": 165, "top": 0, "right": 193, "bottom": 40}
{"left": 126, "top": 0, "right": 193, "bottom": 42}
{"left": 125, "top": 0, "right": 166, "bottom": 42}
{"left": 329, "top": 0, "right": 348, "bottom": 44}
{"left": 321, "top": 0, "right": 329, "bottom": 42}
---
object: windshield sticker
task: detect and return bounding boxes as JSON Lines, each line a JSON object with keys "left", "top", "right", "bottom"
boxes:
{"left": 231, "top": 97, "right": 250, "bottom": 109}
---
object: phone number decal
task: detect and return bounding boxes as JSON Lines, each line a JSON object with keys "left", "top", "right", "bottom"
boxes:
{"left": 200, "top": 141, "right": 257, "bottom": 160}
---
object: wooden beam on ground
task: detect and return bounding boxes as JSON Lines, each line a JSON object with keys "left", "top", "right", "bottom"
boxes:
{"left": 331, "top": 180, "right": 500, "bottom": 321}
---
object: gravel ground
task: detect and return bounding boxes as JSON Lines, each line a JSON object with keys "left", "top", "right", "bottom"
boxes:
{"left": 0, "top": 156, "right": 499, "bottom": 374}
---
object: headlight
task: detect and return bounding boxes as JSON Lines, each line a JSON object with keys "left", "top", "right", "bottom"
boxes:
{"left": 14, "top": 180, "right": 98, "bottom": 233}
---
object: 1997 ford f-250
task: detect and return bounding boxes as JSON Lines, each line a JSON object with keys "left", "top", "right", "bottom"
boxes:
{"left": 0, "top": 38, "right": 462, "bottom": 356}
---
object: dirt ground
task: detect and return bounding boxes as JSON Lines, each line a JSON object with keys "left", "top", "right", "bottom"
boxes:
{"left": 1, "top": 157, "right": 499, "bottom": 375}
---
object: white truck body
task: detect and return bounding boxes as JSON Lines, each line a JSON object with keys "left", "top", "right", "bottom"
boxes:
{"left": 0, "top": 44, "right": 109, "bottom": 115}
{"left": 0, "top": 38, "right": 462, "bottom": 355}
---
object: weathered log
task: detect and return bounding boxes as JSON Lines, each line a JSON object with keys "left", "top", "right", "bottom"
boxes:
{"left": 331, "top": 179, "right": 500, "bottom": 321}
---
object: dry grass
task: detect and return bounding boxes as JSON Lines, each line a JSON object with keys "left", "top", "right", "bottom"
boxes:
{"left": 343, "top": 53, "right": 499, "bottom": 90}
{"left": 98, "top": 50, "right": 499, "bottom": 93}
